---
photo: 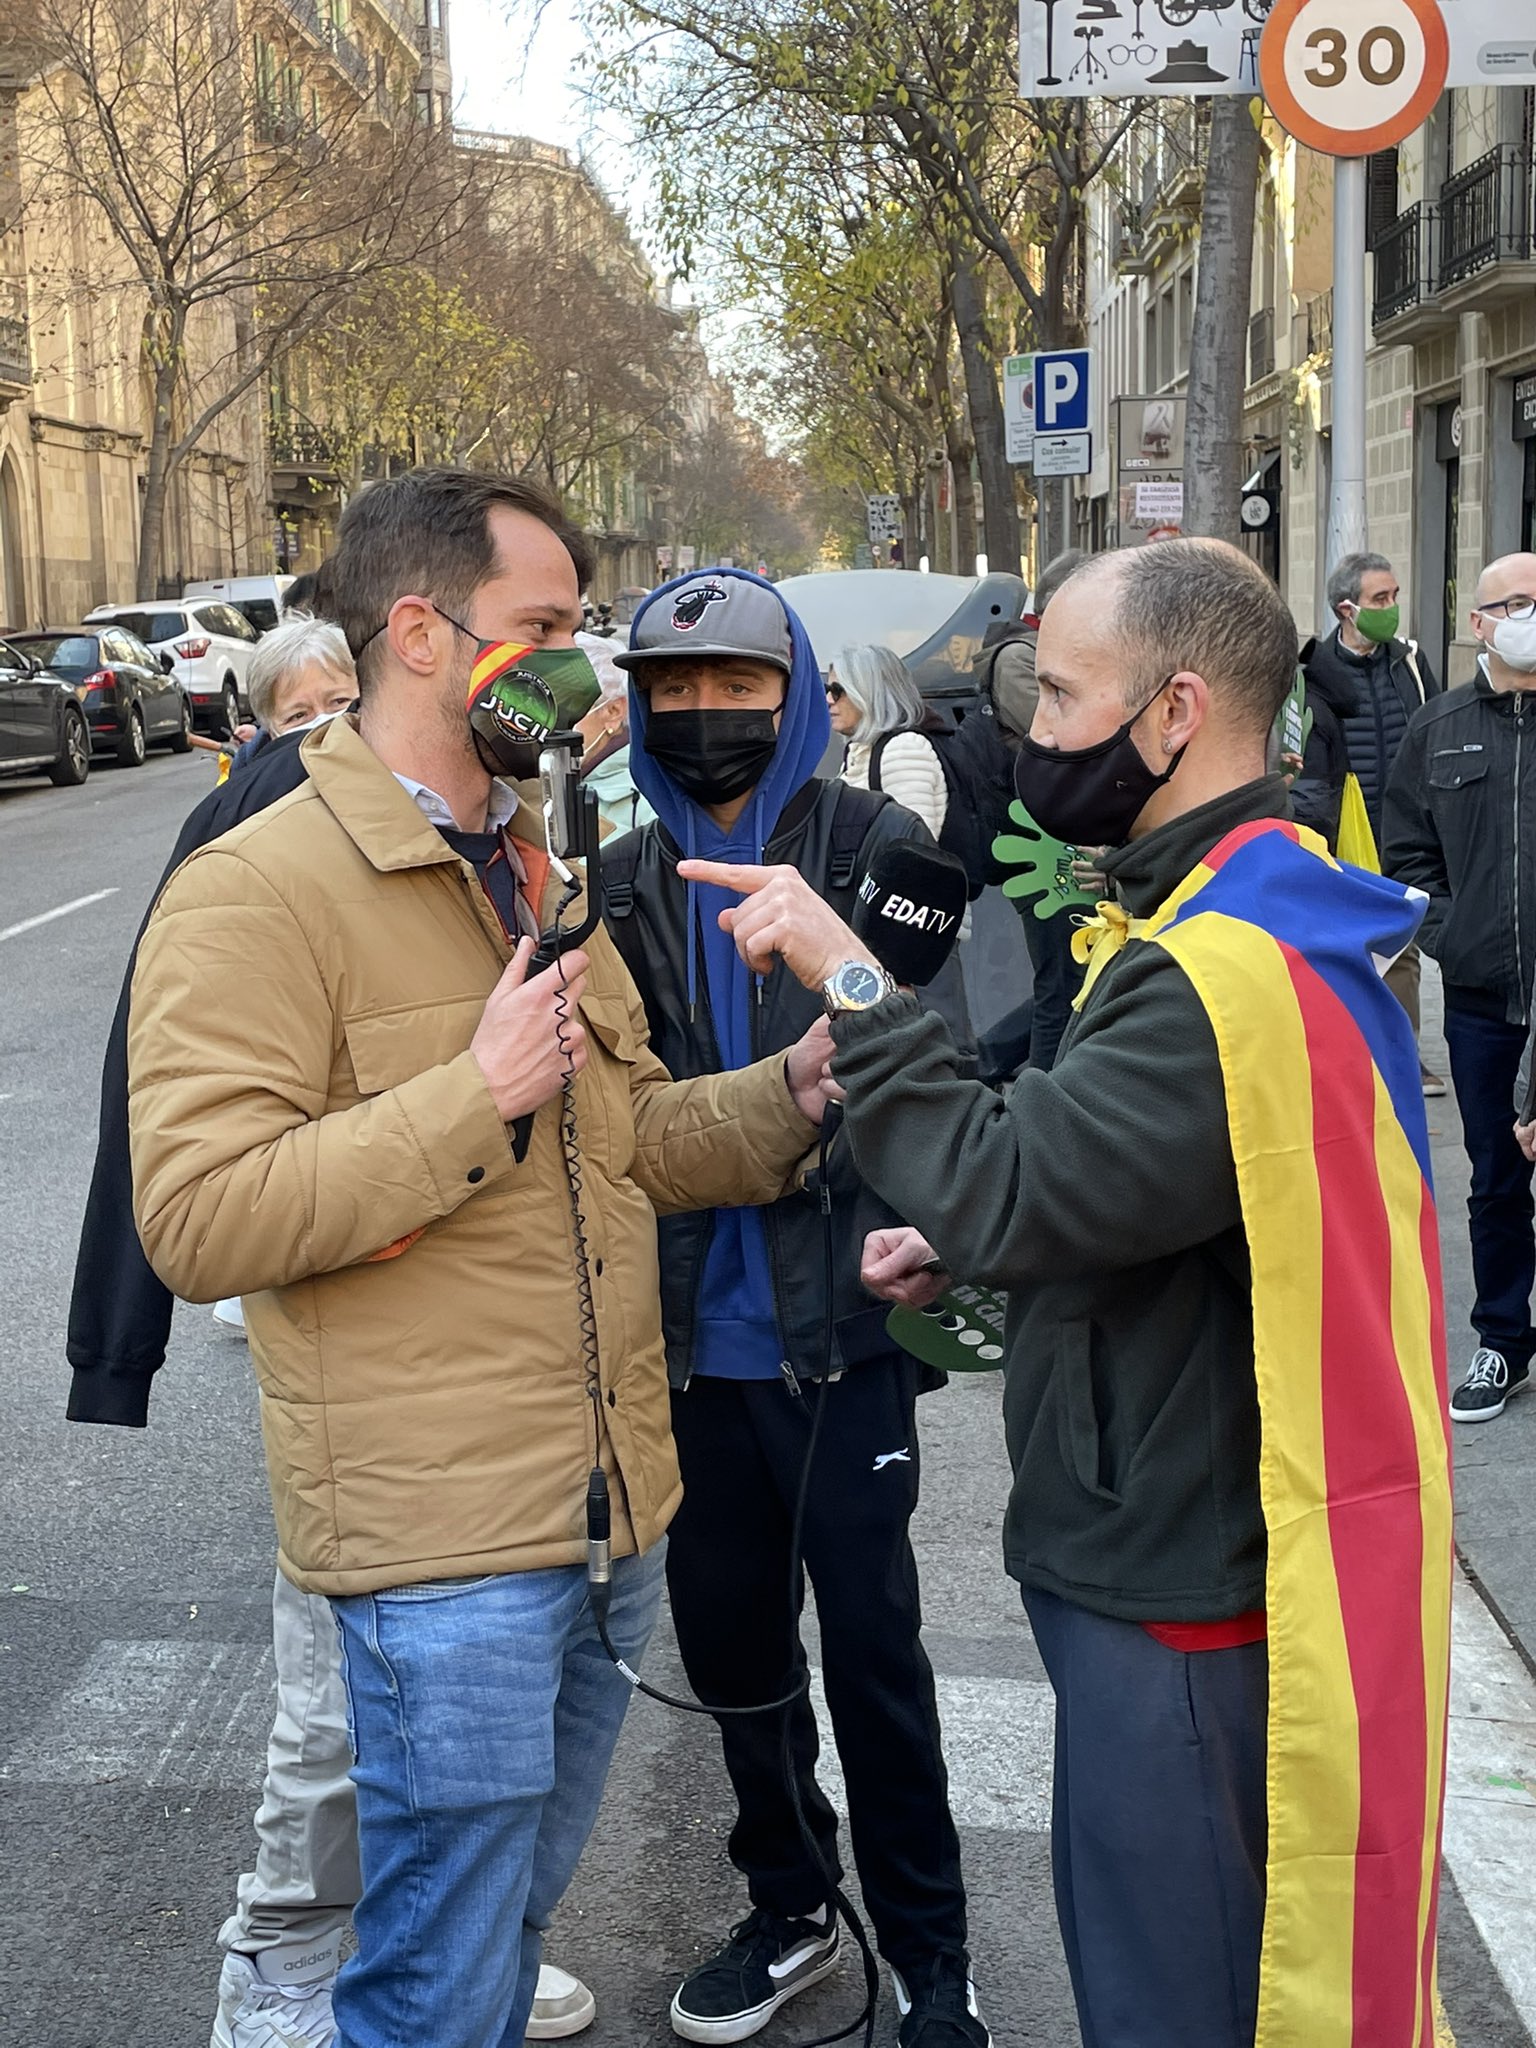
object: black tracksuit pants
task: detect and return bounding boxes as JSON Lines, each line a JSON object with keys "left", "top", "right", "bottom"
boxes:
{"left": 665, "top": 1357, "right": 968, "bottom": 1973}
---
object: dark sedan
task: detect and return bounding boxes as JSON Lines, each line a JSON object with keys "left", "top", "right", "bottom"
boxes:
{"left": 8, "top": 627, "right": 191, "bottom": 766}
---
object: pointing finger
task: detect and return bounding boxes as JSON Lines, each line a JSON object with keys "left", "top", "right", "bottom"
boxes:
{"left": 677, "top": 859, "right": 771, "bottom": 893}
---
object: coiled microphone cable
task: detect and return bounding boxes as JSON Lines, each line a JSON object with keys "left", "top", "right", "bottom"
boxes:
{"left": 545, "top": 891, "right": 878, "bottom": 2048}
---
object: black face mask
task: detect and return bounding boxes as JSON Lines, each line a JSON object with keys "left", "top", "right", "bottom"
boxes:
{"left": 1012, "top": 679, "right": 1184, "bottom": 848}
{"left": 643, "top": 708, "right": 780, "bottom": 806}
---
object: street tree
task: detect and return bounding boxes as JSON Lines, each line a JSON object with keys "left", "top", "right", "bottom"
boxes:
{"left": 587, "top": 0, "right": 1144, "bottom": 567}
{"left": 1182, "top": 98, "right": 1264, "bottom": 539}
{"left": 1, "top": 0, "right": 468, "bottom": 594}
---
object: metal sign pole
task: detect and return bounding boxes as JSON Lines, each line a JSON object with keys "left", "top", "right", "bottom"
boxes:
{"left": 1326, "top": 155, "right": 1369, "bottom": 580}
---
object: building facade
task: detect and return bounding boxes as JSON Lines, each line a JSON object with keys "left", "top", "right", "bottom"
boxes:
{"left": 1083, "top": 87, "right": 1536, "bottom": 678}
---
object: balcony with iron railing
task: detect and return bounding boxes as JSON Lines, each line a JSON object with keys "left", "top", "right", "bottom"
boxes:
{"left": 1372, "top": 202, "right": 1429, "bottom": 324}
{"left": 0, "top": 275, "right": 30, "bottom": 397}
{"left": 1438, "top": 147, "right": 1535, "bottom": 295}
{"left": 276, "top": 0, "right": 371, "bottom": 90}
{"left": 1247, "top": 306, "right": 1276, "bottom": 384}
{"left": 269, "top": 415, "right": 338, "bottom": 475}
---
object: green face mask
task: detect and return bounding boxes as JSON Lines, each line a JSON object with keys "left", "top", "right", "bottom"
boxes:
{"left": 1352, "top": 603, "right": 1400, "bottom": 645}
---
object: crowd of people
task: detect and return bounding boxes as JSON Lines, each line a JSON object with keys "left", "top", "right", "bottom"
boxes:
{"left": 60, "top": 462, "right": 1536, "bottom": 2048}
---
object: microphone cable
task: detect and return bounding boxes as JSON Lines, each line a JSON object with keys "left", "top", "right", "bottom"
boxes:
{"left": 545, "top": 894, "right": 878, "bottom": 2048}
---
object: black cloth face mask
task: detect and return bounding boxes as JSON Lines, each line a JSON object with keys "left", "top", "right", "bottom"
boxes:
{"left": 643, "top": 708, "right": 780, "bottom": 806}
{"left": 1012, "top": 678, "right": 1184, "bottom": 848}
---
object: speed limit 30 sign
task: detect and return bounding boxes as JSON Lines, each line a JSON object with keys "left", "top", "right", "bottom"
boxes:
{"left": 1259, "top": 0, "right": 1448, "bottom": 156}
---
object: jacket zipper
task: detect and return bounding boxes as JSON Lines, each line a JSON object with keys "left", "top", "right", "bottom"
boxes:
{"left": 1516, "top": 695, "right": 1528, "bottom": 1025}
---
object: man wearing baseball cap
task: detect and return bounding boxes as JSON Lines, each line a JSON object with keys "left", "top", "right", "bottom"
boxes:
{"left": 603, "top": 571, "right": 986, "bottom": 2048}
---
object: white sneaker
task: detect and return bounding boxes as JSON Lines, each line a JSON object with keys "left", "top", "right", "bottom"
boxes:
{"left": 212, "top": 1951, "right": 335, "bottom": 2048}
{"left": 212, "top": 1297, "right": 247, "bottom": 1334}
{"left": 528, "top": 1964, "right": 597, "bottom": 2039}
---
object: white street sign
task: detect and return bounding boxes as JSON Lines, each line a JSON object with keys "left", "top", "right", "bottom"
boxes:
{"left": 866, "top": 494, "right": 903, "bottom": 545}
{"left": 1018, "top": 0, "right": 1524, "bottom": 98}
{"left": 1033, "top": 431, "right": 1092, "bottom": 478}
{"left": 1003, "top": 353, "right": 1035, "bottom": 465}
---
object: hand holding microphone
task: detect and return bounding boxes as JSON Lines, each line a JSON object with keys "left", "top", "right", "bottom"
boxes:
{"left": 470, "top": 937, "right": 590, "bottom": 1124}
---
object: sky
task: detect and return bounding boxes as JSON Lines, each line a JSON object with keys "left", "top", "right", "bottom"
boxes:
{"left": 448, "top": 0, "right": 640, "bottom": 210}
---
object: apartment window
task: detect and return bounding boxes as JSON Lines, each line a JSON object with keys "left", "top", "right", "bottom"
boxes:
{"left": 1178, "top": 270, "right": 1194, "bottom": 355}
{"left": 1366, "top": 149, "right": 1400, "bottom": 245}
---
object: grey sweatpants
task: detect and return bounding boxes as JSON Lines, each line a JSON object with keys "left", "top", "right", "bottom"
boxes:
{"left": 217, "top": 1569, "right": 361, "bottom": 1980}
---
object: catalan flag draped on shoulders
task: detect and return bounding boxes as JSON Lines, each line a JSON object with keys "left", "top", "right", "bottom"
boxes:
{"left": 1075, "top": 813, "right": 1454, "bottom": 2048}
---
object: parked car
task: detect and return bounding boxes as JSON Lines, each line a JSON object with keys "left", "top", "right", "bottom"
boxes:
{"left": 0, "top": 635, "right": 92, "bottom": 787}
{"left": 7, "top": 627, "right": 191, "bottom": 765}
{"left": 85, "top": 599, "right": 258, "bottom": 736}
{"left": 182, "top": 574, "right": 295, "bottom": 634}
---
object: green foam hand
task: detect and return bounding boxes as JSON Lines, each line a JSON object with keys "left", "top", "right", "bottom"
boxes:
{"left": 992, "top": 800, "right": 1099, "bottom": 921}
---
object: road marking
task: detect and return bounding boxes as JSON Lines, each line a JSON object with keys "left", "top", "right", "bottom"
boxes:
{"left": 0, "top": 1639, "right": 274, "bottom": 1790}
{"left": 1443, "top": 1576, "right": 1536, "bottom": 2035}
{"left": 805, "top": 1572, "right": 1528, "bottom": 2042}
{"left": 0, "top": 887, "right": 118, "bottom": 943}
{"left": 809, "top": 1667, "right": 1055, "bottom": 1833}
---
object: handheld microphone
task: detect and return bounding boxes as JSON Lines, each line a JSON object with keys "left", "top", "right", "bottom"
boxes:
{"left": 851, "top": 839, "right": 968, "bottom": 987}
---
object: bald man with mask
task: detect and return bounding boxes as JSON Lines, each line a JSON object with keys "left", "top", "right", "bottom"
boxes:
{"left": 1387, "top": 550, "right": 1536, "bottom": 1424}
{"left": 680, "top": 542, "right": 1452, "bottom": 2048}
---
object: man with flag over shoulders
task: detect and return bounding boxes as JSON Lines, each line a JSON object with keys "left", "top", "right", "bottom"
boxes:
{"left": 677, "top": 540, "right": 1454, "bottom": 2048}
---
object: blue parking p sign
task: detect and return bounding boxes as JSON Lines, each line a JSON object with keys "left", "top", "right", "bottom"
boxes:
{"left": 1032, "top": 350, "right": 1091, "bottom": 435}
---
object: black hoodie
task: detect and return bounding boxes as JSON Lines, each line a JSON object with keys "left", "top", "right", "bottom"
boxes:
{"left": 66, "top": 732, "right": 311, "bottom": 1426}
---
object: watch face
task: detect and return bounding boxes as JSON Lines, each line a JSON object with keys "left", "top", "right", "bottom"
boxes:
{"left": 837, "top": 962, "right": 885, "bottom": 1007}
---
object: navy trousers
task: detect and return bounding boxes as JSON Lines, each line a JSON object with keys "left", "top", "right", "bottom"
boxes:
{"left": 1443, "top": 1001, "right": 1536, "bottom": 1368}
{"left": 1022, "top": 1587, "right": 1268, "bottom": 2048}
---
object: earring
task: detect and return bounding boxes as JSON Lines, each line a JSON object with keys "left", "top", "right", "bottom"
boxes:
{"left": 1163, "top": 740, "right": 1175, "bottom": 754}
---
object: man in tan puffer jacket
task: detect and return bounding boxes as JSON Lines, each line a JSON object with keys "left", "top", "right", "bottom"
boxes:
{"left": 128, "top": 469, "right": 831, "bottom": 2048}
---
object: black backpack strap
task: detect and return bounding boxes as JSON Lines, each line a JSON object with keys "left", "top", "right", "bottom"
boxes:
{"left": 599, "top": 831, "right": 643, "bottom": 919}
{"left": 828, "top": 780, "right": 892, "bottom": 890}
{"left": 867, "top": 731, "right": 892, "bottom": 795}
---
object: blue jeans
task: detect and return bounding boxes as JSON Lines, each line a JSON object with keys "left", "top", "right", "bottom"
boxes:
{"left": 1444, "top": 1002, "right": 1536, "bottom": 1367}
{"left": 329, "top": 1547, "right": 665, "bottom": 2048}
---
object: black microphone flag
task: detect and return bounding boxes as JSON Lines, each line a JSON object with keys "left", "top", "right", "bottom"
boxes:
{"left": 851, "top": 840, "right": 969, "bottom": 987}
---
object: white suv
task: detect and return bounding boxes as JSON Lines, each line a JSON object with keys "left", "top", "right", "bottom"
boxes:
{"left": 85, "top": 600, "right": 258, "bottom": 737}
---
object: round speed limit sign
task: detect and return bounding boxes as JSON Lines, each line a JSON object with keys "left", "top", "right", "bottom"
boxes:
{"left": 1260, "top": 0, "right": 1448, "bottom": 156}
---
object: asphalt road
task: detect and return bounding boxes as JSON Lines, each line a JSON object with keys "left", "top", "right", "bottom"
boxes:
{"left": 1, "top": 751, "right": 1533, "bottom": 2048}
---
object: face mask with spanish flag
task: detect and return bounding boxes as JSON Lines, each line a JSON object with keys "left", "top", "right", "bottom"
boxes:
{"left": 464, "top": 641, "right": 601, "bottom": 780}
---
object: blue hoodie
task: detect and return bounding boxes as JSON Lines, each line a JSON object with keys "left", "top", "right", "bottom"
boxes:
{"left": 627, "top": 569, "right": 831, "bottom": 1380}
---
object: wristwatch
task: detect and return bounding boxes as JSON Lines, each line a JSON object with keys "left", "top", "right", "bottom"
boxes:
{"left": 822, "top": 958, "right": 897, "bottom": 1017}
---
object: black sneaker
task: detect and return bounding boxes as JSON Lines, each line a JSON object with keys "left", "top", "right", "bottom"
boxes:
{"left": 1450, "top": 1348, "right": 1530, "bottom": 1424}
{"left": 893, "top": 1952, "right": 991, "bottom": 2048}
{"left": 670, "top": 1907, "right": 840, "bottom": 2044}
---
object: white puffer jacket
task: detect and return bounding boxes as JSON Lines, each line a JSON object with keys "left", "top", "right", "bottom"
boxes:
{"left": 842, "top": 731, "right": 948, "bottom": 842}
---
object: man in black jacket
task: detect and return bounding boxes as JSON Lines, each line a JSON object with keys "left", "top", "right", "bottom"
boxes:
{"left": 1384, "top": 550, "right": 1536, "bottom": 1422}
{"left": 604, "top": 571, "right": 984, "bottom": 2048}
{"left": 1298, "top": 550, "right": 1443, "bottom": 1092}
{"left": 677, "top": 542, "right": 1446, "bottom": 2048}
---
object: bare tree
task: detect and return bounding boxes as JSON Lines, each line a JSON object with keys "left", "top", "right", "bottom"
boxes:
{"left": 2, "top": 0, "right": 470, "bottom": 592}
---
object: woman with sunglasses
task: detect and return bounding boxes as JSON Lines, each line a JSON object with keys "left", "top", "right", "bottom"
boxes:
{"left": 826, "top": 644, "right": 949, "bottom": 842}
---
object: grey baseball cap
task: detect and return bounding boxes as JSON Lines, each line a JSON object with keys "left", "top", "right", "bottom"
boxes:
{"left": 614, "top": 575, "right": 793, "bottom": 677}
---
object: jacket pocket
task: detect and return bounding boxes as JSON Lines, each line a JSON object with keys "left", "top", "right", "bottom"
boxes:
{"left": 343, "top": 995, "right": 486, "bottom": 1096}
{"left": 1427, "top": 745, "right": 1488, "bottom": 794}
{"left": 578, "top": 991, "right": 641, "bottom": 1174}
{"left": 1056, "top": 1318, "right": 1122, "bottom": 1506}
